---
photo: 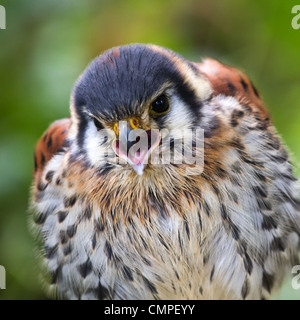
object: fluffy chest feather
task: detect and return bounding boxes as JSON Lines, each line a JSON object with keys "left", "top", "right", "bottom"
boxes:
{"left": 30, "top": 46, "right": 300, "bottom": 300}
{"left": 31, "top": 115, "right": 300, "bottom": 300}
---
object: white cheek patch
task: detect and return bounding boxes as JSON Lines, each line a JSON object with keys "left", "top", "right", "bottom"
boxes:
{"left": 84, "top": 122, "right": 115, "bottom": 167}
{"left": 166, "top": 95, "right": 194, "bottom": 133}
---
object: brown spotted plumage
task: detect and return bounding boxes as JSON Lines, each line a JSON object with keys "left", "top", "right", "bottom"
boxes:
{"left": 30, "top": 44, "right": 300, "bottom": 300}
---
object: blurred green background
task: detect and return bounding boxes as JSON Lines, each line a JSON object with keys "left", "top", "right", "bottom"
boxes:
{"left": 0, "top": 0, "right": 300, "bottom": 300}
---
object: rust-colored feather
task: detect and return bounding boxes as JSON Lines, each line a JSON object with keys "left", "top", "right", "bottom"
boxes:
{"left": 198, "top": 58, "right": 269, "bottom": 118}
{"left": 34, "top": 118, "right": 71, "bottom": 186}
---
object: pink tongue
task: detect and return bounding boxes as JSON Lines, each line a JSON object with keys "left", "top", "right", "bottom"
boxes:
{"left": 129, "top": 148, "right": 148, "bottom": 164}
{"left": 115, "top": 129, "right": 160, "bottom": 166}
{"left": 116, "top": 140, "right": 150, "bottom": 165}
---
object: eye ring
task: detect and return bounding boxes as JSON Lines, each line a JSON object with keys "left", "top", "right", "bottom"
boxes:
{"left": 149, "top": 94, "right": 170, "bottom": 115}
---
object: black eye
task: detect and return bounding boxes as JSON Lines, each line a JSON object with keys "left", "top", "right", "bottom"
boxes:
{"left": 150, "top": 95, "right": 170, "bottom": 115}
{"left": 93, "top": 118, "right": 103, "bottom": 131}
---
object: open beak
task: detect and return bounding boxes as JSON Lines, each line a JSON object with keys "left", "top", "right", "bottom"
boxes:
{"left": 112, "top": 119, "right": 161, "bottom": 175}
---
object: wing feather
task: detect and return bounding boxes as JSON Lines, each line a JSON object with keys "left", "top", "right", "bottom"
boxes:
{"left": 33, "top": 118, "right": 71, "bottom": 186}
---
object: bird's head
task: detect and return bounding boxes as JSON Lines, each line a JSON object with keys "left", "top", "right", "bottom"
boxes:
{"left": 69, "top": 44, "right": 212, "bottom": 177}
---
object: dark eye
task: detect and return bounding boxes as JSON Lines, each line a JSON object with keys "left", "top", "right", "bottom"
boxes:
{"left": 150, "top": 95, "right": 170, "bottom": 115}
{"left": 93, "top": 118, "right": 103, "bottom": 131}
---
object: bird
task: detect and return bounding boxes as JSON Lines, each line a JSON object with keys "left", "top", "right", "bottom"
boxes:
{"left": 30, "top": 43, "right": 300, "bottom": 300}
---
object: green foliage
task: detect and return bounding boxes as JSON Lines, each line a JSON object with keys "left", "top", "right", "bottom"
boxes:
{"left": 0, "top": 0, "right": 299, "bottom": 299}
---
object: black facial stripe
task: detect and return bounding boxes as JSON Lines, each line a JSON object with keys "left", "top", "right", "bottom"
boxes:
{"left": 72, "top": 92, "right": 87, "bottom": 150}
{"left": 154, "top": 113, "right": 168, "bottom": 128}
{"left": 93, "top": 118, "right": 104, "bottom": 131}
{"left": 77, "top": 113, "right": 88, "bottom": 149}
{"left": 175, "top": 82, "right": 202, "bottom": 126}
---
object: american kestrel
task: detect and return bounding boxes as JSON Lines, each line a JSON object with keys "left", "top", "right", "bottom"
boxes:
{"left": 30, "top": 44, "right": 300, "bottom": 300}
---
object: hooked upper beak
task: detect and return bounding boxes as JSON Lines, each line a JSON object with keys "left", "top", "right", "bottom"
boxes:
{"left": 112, "top": 118, "right": 161, "bottom": 175}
